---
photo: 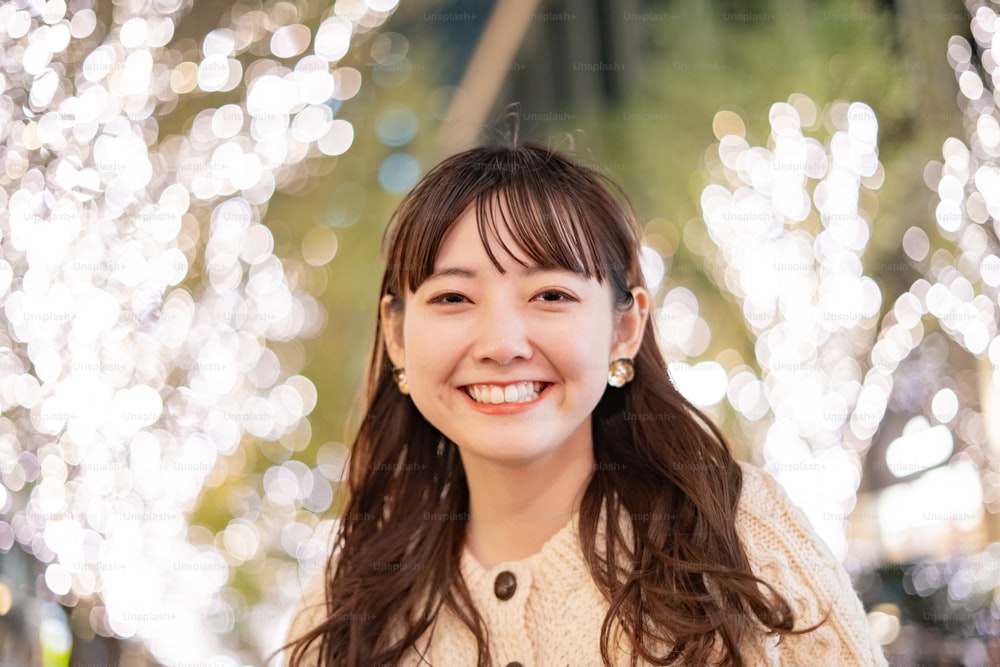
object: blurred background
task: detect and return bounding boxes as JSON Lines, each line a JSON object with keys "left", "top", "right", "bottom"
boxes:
{"left": 0, "top": 0, "right": 997, "bottom": 665}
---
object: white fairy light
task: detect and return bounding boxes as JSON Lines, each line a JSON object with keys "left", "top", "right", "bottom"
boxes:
{"left": 0, "top": 0, "right": 400, "bottom": 663}
{"left": 699, "top": 96, "right": 885, "bottom": 558}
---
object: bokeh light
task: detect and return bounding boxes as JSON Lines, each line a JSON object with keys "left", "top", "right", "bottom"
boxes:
{"left": 0, "top": 0, "right": 399, "bottom": 663}
{"left": 699, "top": 96, "right": 883, "bottom": 557}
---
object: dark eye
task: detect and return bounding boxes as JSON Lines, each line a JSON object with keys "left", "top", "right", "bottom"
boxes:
{"left": 536, "top": 291, "right": 574, "bottom": 303}
{"left": 429, "top": 293, "right": 467, "bottom": 305}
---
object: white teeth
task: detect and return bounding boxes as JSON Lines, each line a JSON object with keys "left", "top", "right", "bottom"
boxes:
{"left": 467, "top": 381, "right": 544, "bottom": 405}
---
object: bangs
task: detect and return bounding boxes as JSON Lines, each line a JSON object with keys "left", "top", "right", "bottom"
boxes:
{"left": 383, "top": 143, "right": 638, "bottom": 299}
{"left": 472, "top": 181, "right": 605, "bottom": 281}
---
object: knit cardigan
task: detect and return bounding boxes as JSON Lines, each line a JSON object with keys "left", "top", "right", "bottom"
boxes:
{"left": 286, "top": 461, "right": 889, "bottom": 666}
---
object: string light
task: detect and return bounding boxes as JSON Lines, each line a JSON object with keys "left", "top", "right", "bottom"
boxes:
{"left": 0, "top": 0, "right": 399, "bottom": 662}
{"left": 698, "top": 97, "right": 883, "bottom": 558}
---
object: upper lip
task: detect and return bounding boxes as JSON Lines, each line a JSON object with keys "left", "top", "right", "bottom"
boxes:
{"left": 460, "top": 380, "right": 550, "bottom": 388}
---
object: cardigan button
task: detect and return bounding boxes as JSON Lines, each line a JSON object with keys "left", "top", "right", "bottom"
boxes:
{"left": 493, "top": 570, "right": 517, "bottom": 600}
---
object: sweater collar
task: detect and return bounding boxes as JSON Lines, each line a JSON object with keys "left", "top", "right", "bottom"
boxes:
{"left": 457, "top": 503, "right": 617, "bottom": 597}
{"left": 459, "top": 510, "right": 582, "bottom": 574}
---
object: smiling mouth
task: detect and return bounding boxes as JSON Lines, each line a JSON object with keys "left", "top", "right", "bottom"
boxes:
{"left": 463, "top": 381, "right": 548, "bottom": 404}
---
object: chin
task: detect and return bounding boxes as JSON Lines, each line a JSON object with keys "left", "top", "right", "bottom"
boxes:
{"left": 456, "top": 440, "right": 555, "bottom": 467}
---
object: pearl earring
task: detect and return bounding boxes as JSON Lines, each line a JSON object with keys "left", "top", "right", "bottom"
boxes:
{"left": 392, "top": 367, "right": 410, "bottom": 395}
{"left": 608, "top": 358, "right": 635, "bottom": 387}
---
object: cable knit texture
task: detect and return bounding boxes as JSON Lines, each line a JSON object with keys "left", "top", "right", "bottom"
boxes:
{"left": 287, "top": 461, "right": 889, "bottom": 666}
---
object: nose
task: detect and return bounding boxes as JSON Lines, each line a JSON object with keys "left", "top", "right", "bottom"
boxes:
{"left": 471, "top": 296, "right": 533, "bottom": 366}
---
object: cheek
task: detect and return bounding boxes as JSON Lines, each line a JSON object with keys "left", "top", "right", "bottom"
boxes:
{"left": 402, "top": 316, "right": 466, "bottom": 377}
{"left": 545, "top": 322, "right": 615, "bottom": 382}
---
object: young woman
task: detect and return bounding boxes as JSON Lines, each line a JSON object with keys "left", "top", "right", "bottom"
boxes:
{"left": 282, "top": 142, "right": 889, "bottom": 666}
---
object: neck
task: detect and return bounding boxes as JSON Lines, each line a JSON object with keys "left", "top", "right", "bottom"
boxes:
{"left": 459, "top": 433, "right": 594, "bottom": 569}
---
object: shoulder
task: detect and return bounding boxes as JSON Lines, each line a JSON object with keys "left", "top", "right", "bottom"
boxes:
{"left": 736, "top": 460, "right": 801, "bottom": 508}
{"left": 734, "top": 460, "right": 838, "bottom": 560}
{"left": 732, "top": 460, "right": 836, "bottom": 606}
{"left": 733, "top": 459, "right": 844, "bottom": 595}
{"left": 733, "top": 461, "right": 888, "bottom": 666}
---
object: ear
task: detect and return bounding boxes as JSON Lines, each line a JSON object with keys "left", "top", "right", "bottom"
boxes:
{"left": 380, "top": 294, "right": 405, "bottom": 368}
{"left": 611, "top": 287, "right": 650, "bottom": 361}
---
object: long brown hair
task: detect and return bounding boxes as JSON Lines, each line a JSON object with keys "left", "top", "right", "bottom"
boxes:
{"left": 283, "top": 142, "right": 827, "bottom": 666}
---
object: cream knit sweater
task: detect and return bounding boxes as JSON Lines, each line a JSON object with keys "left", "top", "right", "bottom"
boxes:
{"left": 286, "top": 461, "right": 889, "bottom": 666}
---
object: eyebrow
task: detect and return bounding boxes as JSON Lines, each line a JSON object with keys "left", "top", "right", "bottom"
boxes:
{"left": 425, "top": 265, "right": 573, "bottom": 282}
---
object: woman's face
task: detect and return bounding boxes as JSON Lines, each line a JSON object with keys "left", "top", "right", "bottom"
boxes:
{"left": 381, "top": 203, "right": 648, "bottom": 468}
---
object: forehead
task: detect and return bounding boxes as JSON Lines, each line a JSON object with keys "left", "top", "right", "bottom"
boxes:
{"left": 414, "top": 202, "right": 606, "bottom": 295}
{"left": 434, "top": 203, "right": 528, "bottom": 270}
{"left": 444, "top": 192, "right": 595, "bottom": 271}
{"left": 389, "top": 175, "right": 623, "bottom": 298}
